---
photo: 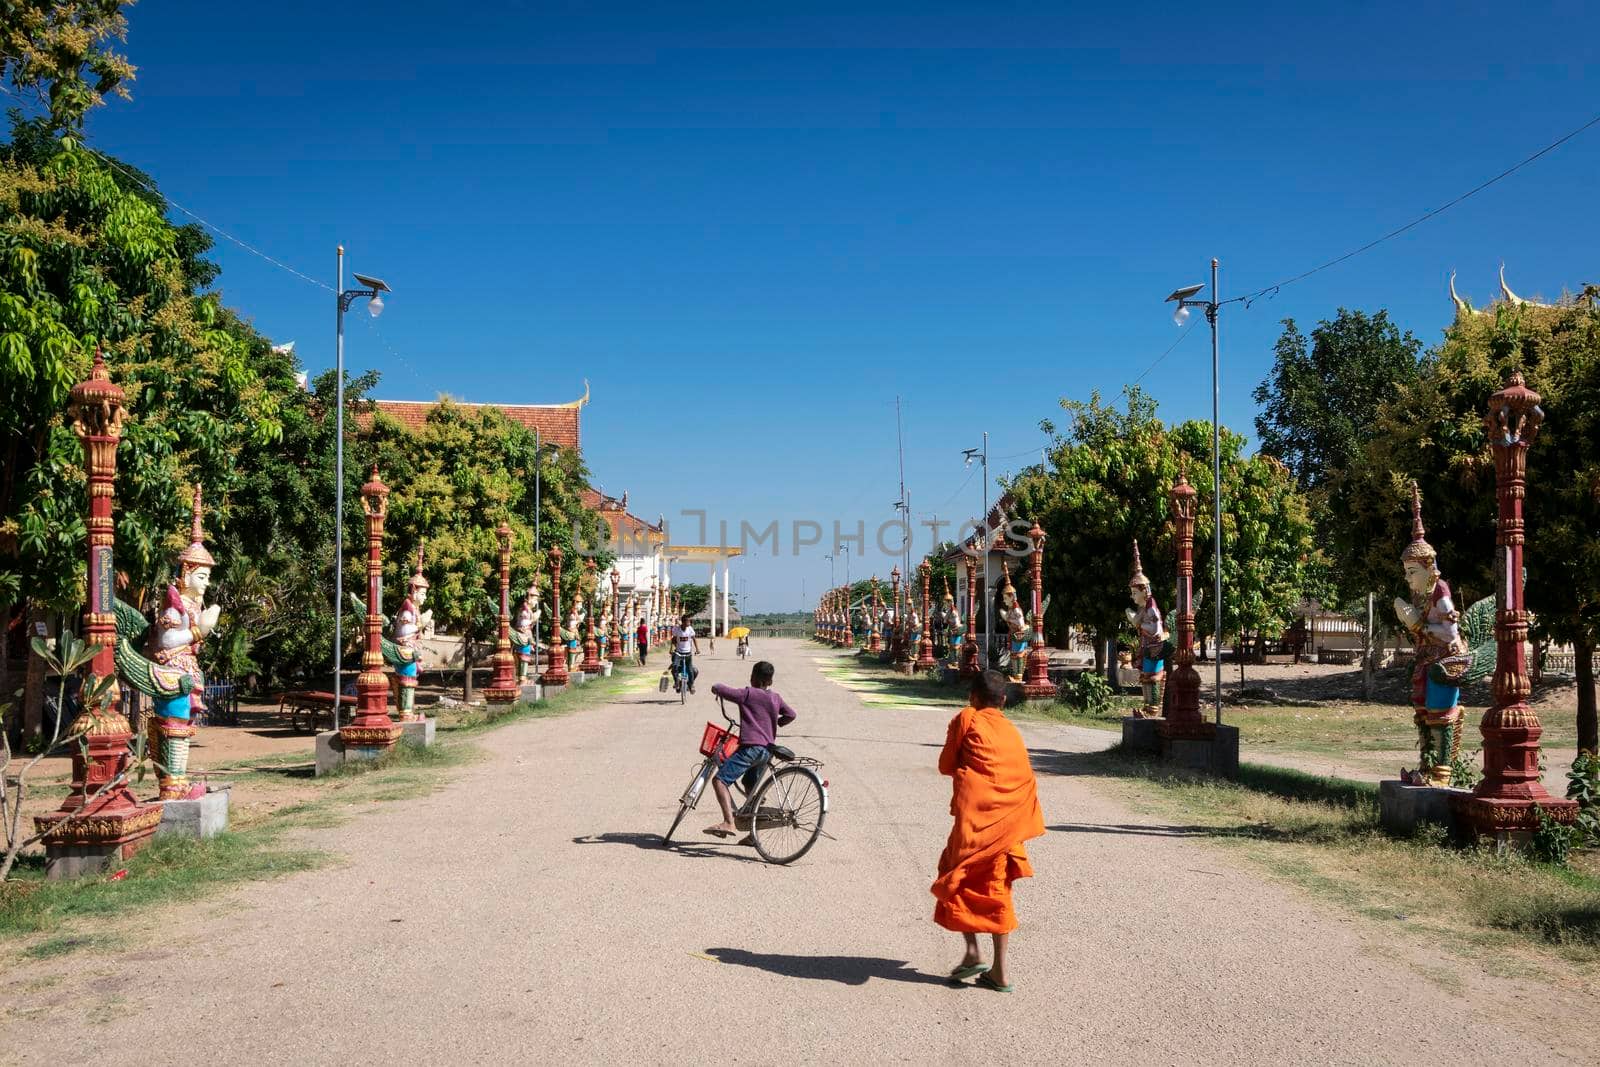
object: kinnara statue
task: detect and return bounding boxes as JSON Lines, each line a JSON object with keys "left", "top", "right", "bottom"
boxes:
{"left": 510, "top": 581, "right": 540, "bottom": 686}
{"left": 935, "top": 578, "right": 961, "bottom": 656}
{"left": 140, "top": 485, "right": 218, "bottom": 800}
{"left": 1127, "top": 541, "right": 1169, "bottom": 718}
{"left": 383, "top": 545, "right": 429, "bottom": 718}
{"left": 995, "top": 562, "right": 1029, "bottom": 679}
{"left": 1392, "top": 483, "right": 1495, "bottom": 786}
{"left": 564, "top": 598, "right": 582, "bottom": 672}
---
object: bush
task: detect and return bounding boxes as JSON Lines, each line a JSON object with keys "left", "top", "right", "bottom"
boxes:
{"left": 1530, "top": 805, "right": 1573, "bottom": 867}
{"left": 1060, "top": 672, "right": 1115, "bottom": 714}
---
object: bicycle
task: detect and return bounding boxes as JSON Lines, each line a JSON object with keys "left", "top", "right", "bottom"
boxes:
{"left": 671, "top": 650, "right": 693, "bottom": 704}
{"left": 662, "top": 699, "right": 829, "bottom": 864}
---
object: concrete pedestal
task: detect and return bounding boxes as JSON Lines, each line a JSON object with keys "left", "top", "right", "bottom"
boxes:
{"left": 314, "top": 730, "right": 345, "bottom": 776}
{"left": 1379, "top": 780, "right": 1467, "bottom": 837}
{"left": 519, "top": 683, "right": 543, "bottom": 702}
{"left": 601, "top": 662, "right": 614, "bottom": 677}
{"left": 44, "top": 841, "right": 146, "bottom": 880}
{"left": 399, "top": 717, "right": 436, "bottom": 748}
{"left": 157, "top": 787, "right": 230, "bottom": 839}
{"left": 1120, "top": 716, "right": 1164, "bottom": 755}
{"left": 571, "top": 672, "right": 589, "bottom": 687}
{"left": 1162, "top": 725, "right": 1240, "bottom": 778}
{"left": 542, "top": 682, "right": 568, "bottom": 698}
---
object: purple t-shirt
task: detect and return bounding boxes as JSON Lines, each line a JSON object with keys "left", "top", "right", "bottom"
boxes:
{"left": 710, "top": 684, "right": 797, "bottom": 748}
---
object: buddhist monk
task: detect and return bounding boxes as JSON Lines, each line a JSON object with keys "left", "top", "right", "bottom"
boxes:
{"left": 932, "top": 669, "right": 1044, "bottom": 992}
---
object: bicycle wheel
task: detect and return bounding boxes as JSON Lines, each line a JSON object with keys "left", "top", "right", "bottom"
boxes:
{"left": 664, "top": 759, "right": 715, "bottom": 844}
{"left": 749, "top": 766, "right": 827, "bottom": 864}
{"left": 679, "top": 668, "right": 688, "bottom": 704}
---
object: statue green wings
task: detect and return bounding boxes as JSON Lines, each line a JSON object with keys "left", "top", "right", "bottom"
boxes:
{"left": 348, "top": 592, "right": 414, "bottom": 669}
{"left": 111, "top": 597, "right": 197, "bottom": 699}
{"left": 1437, "top": 595, "right": 1498, "bottom": 687}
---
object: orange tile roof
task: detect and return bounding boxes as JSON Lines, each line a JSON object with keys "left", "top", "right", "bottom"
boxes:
{"left": 370, "top": 399, "right": 580, "bottom": 449}
{"left": 583, "top": 489, "right": 665, "bottom": 544}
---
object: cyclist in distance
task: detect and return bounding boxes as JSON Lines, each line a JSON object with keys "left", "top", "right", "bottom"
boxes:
{"left": 670, "top": 613, "right": 701, "bottom": 694}
{"left": 705, "top": 660, "right": 797, "bottom": 838}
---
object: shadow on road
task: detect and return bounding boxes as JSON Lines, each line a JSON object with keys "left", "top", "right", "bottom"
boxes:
{"left": 1047, "top": 822, "right": 1215, "bottom": 839}
{"left": 571, "top": 832, "right": 764, "bottom": 863}
{"left": 703, "top": 947, "right": 952, "bottom": 986}
{"left": 1027, "top": 747, "right": 1125, "bottom": 779}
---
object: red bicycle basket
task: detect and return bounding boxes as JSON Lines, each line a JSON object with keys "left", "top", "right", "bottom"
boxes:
{"left": 699, "top": 722, "right": 738, "bottom": 760}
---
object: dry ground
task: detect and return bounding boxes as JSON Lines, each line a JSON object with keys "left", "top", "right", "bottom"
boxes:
{"left": 2, "top": 639, "right": 1592, "bottom": 1064}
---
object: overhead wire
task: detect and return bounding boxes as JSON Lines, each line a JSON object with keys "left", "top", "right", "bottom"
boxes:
{"left": 0, "top": 84, "right": 335, "bottom": 292}
{"left": 1224, "top": 110, "right": 1600, "bottom": 309}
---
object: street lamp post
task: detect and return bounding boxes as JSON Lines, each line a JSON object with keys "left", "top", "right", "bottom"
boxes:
{"left": 838, "top": 545, "right": 851, "bottom": 647}
{"left": 333, "top": 247, "right": 390, "bottom": 729}
{"left": 1166, "top": 259, "right": 1225, "bottom": 726}
{"left": 963, "top": 433, "right": 989, "bottom": 666}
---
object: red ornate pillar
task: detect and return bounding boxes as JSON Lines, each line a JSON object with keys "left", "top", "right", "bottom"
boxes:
{"left": 35, "top": 348, "right": 162, "bottom": 870}
{"left": 890, "top": 566, "right": 909, "bottom": 667}
{"left": 1163, "top": 466, "right": 1212, "bottom": 738}
{"left": 541, "top": 546, "right": 570, "bottom": 685}
{"left": 484, "top": 522, "right": 519, "bottom": 703}
{"left": 1023, "top": 521, "right": 1056, "bottom": 698}
{"left": 341, "top": 468, "right": 405, "bottom": 750}
{"left": 867, "top": 577, "right": 883, "bottom": 653}
{"left": 608, "top": 568, "right": 624, "bottom": 661}
{"left": 579, "top": 559, "right": 604, "bottom": 673}
{"left": 1458, "top": 373, "right": 1576, "bottom": 838}
{"left": 959, "top": 553, "right": 981, "bottom": 677}
{"left": 842, "top": 582, "right": 854, "bottom": 648}
{"left": 915, "top": 562, "right": 938, "bottom": 669}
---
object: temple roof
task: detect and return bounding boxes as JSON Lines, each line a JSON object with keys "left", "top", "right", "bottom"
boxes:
{"left": 370, "top": 383, "right": 587, "bottom": 448}
{"left": 583, "top": 488, "right": 665, "bottom": 545}
{"left": 942, "top": 491, "right": 1018, "bottom": 559}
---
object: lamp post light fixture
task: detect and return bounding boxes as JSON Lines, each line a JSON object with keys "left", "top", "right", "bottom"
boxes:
{"left": 332, "top": 247, "right": 391, "bottom": 724}
{"left": 1165, "top": 259, "right": 1225, "bottom": 726}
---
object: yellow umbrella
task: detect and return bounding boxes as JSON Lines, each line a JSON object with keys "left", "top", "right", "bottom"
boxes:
{"left": 728, "top": 626, "right": 751, "bottom": 639}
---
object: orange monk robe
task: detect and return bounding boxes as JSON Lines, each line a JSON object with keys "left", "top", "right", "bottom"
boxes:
{"left": 931, "top": 705, "right": 1045, "bottom": 934}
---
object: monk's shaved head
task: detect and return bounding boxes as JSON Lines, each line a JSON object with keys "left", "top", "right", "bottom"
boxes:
{"left": 971, "top": 670, "right": 1008, "bottom": 710}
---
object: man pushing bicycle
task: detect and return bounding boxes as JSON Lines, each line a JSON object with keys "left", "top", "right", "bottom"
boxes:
{"left": 705, "top": 660, "right": 797, "bottom": 838}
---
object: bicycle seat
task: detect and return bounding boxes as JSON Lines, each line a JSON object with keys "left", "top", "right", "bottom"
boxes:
{"left": 766, "top": 744, "right": 796, "bottom": 762}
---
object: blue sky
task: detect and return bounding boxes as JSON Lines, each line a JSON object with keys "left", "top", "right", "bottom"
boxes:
{"left": 78, "top": 1, "right": 1597, "bottom": 611}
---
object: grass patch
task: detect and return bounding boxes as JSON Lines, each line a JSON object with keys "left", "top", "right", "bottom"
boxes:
{"left": 1016, "top": 695, "right": 1143, "bottom": 730}
{"left": 22, "top": 932, "right": 116, "bottom": 959}
{"left": 0, "top": 831, "right": 325, "bottom": 942}
{"left": 1077, "top": 748, "right": 1600, "bottom": 965}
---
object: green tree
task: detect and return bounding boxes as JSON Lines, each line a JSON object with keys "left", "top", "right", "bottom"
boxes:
{"left": 1005, "top": 389, "right": 1318, "bottom": 685}
{"left": 0, "top": 118, "right": 312, "bottom": 733}
{"left": 1339, "top": 295, "right": 1600, "bottom": 755}
{"left": 369, "top": 399, "right": 607, "bottom": 701}
{"left": 1253, "top": 310, "right": 1423, "bottom": 493}
{"left": 673, "top": 583, "right": 710, "bottom": 619}
{"left": 2, "top": 1, "right": 136, "bottom": 132}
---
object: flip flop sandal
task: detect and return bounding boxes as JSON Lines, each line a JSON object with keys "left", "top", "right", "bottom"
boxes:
{"left": 975, "top": 972, "right": 1013, "bottom": 993}
{"left": 949, "top": 963, "right": 989, "bottom": 981}
{"left": 703, "top": 827, "right": 736, "bottom": 839}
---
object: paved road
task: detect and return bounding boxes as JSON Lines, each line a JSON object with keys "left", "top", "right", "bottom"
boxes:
{"left": 5, "top": 639, "right": 1588, "bottom": 1064}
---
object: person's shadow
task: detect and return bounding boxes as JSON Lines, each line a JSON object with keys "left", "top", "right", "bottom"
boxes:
{"left": 703, "top": 947, "right": 952, "bottom": 986}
